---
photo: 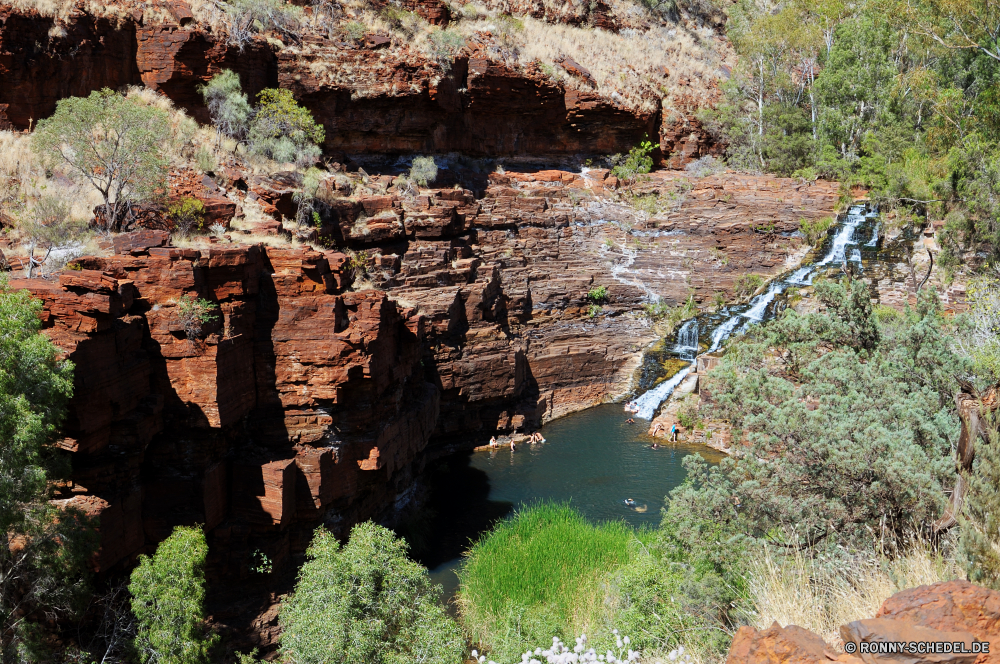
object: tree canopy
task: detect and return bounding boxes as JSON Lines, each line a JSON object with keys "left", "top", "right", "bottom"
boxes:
{"left": 32, "top": 89, "right": 172, "bottom": 232}
{"left": 279, "top": 522, "right": 464, "bottom": 664}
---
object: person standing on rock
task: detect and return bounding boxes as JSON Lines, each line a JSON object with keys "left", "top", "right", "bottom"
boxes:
{"left": 671, "top": 424, "right": 678, "bottom": 442}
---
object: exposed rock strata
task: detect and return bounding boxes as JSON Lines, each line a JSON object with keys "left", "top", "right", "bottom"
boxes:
{"left": 0, "top": 5, "right": 688, "bottom": 158}
{"left": 17, "top": 168, "right": 837, "bottom": 645}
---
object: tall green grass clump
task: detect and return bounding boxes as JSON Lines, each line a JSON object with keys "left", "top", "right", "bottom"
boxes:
{"left": 457, "top": 503, "right": 639, "bottom": 662}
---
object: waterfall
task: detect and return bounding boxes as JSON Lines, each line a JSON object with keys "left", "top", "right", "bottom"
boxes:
{"left": 866, "top": 223, "right": 880, "bottom": 247}
{"left": 632, "top": 364, "right": 693, "bottom": 420}
{"left": 788, "top": 266, "right": 814, "bottom": 285}
{"left": 815, "top": 206, "right": 865, "bottom": 268}
{"left": 741, "top": 282, "right": 782, "bottom": 322}
{"left": 629, "top": 205, "right": 874, "bottom": 420}
{"left": 674, "top": 319, "right": 699, "bottom": 359}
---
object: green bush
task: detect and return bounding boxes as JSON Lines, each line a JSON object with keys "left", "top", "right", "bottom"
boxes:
{"left": 33, "top": 89, "right": 171, "bottom": 232}
{"left": 279, "top": 522, "right": 464, "bottom": 664}
{"left": 222, "top": 0, "right": 302, "bottom": 50}
{"left": 733, "top": 273, "right": 764, "bottom": 299}
{"left": 458, "top": 503, "right": 639, "bottom": 662}
{"left": 409, "top": 155, "right": 438, "bottom": 186}
{"left": 799, "top": 216, "right": 834, "bottom": 246}
{"left": 429, "top": 28, "right": 465, "bottom": 65}
{"left": 586, "top": 285, "right": 608, "bottom": 303}
{"left": 129, "top": 526, "right": 216, "bottom": 664}
{"left": 610, "top": 139, "right": 655, "bottom": 189}
{"left": 248, "top": 88, "right": 325, "bottom": 165}
{"left": 168, "top": 197, "right": 207, "bottom": 237}
{"left": 197, "top": 70, "right": 251, "bottom": 146}
{"left": 343, "top": 20, "right": 366, "bottom": 40}
{"left": 176, "top": 295, "right": 219, "bottom": 339}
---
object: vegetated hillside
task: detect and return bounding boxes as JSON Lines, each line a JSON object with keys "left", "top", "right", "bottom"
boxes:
{"left": 0, "top": 0, "right": 733, "bottom": 162}
{"left": 703, "top": 0, "right": 1000, "bottom": 279}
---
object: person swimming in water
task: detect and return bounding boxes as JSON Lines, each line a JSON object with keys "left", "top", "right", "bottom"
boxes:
{"left": 624, "top": 498, "right": 636, "bottom": 507}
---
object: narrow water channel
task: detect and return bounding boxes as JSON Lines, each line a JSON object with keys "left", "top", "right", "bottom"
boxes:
{"left": 413, "top": 204, "right": 910, "bottom": 602}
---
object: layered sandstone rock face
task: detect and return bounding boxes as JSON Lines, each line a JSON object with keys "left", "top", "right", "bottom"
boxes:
{"left": 17, "top": 166, "right": 836, "bottom": 644}
{"left": 0, "top": 3, "right": 709, "bottom": 160}
{"left": 726, "top": 581, "right": 1000, "bottom": 664}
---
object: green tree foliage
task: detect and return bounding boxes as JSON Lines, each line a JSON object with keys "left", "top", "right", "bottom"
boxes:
{"left": 610, "top": 139, "right": 655, "bottom": 189}
{"left": 706, "top": 0, "right": 1000, "bottom": 262}
{"left": 248, "top": 88, "right": 325, "bottom": 165}
{"left": 279, "top": 522, "right": 464, "bottom": 664}
{"left": 176, "top": 296, "right": 220, "bottom": 339}
{"left": 32, "top": 89, "right": 172, "bottom": 232}
{"left": 129, "top": 526, "right": 216, "bottom": 664}
{"left": 198, "top": 70, "right": 252, "bottom": 147}
{"left": 167, "top": 197, "right": 207, "bottom": 237}
{"left": 681, "top": 282, "right": 966, "bottom": 549}
{"left": 958, "top": 422, "right": 1000, "bottom": 589}
{"left": 0, "top": 278, "right": 94, "bottom": 661}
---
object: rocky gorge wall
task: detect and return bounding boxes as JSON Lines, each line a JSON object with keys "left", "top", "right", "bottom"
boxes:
{"left": 10, "top": 164, "right": 840, "bottom": 643}
{"left": 0, "top": 3, "right": 708, "bottom": 160}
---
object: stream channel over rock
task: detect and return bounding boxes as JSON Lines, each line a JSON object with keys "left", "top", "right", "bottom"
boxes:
{"left": 412, "top": 205, "right": 908, "bottom": 601}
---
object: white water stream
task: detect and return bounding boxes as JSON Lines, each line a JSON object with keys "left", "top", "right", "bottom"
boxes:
{"left": 632, "top": 206, "right": 869, "bottom": 420}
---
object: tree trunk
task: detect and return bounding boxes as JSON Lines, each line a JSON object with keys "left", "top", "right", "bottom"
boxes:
{"left": 933, "top": 381, "right": 1000, "bottom": 532}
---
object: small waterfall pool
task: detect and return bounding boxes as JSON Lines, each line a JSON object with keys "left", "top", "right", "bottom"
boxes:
{"left": 415, "top": 405, "right": 723, "bottom": 600}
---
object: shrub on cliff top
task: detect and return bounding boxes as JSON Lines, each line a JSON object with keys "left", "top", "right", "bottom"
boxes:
{"left": 279, "top": 522, "right": 464, "bottom": 664}
{"left": 130, "top": 526, "right": 216, "bottom": 664}
{"left": 220, "top": 0, "right": 303, "bottom": 51}
{"left": 609, "top": 139, "right": 655, "bottom": 190}
{"left": 33, "top": 88, "right": 172, "bottom": 232}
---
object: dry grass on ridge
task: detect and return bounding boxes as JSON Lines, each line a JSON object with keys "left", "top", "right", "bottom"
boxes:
{"left": 745, "top": 541, "right": 961, "bottom": 650}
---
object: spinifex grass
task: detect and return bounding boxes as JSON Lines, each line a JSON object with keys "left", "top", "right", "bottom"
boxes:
{"left": 457, "top": 503, "right": 642, "bottom": 662}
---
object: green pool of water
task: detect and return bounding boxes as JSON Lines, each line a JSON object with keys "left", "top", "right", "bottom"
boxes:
{"left": 413, "top": 404, "right": 721, "bottom": 601}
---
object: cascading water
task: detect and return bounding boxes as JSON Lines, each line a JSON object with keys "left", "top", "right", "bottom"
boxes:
{"left": 866, "top": 223, "right": 880, "bottom": 247}
{"left": 632, "top": 206, "right": 871, "bottom": 420}
{"left": 674, "top": 319, "right": 699, "bottom": 358}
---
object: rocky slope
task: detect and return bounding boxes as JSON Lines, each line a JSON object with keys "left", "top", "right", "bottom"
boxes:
{"left": 0, "top": 0, "right": 725, "bottom": 162}
{"left": 13, "top": 164, "right": 838, "bottom": 643}
{"left": 727, "top": 581, "right": 1000, "bottom": 664}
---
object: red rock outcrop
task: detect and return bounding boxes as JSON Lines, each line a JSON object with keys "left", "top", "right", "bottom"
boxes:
{"left": 0, "top": 6, "right": 141, "bottom": 128}
{"left": 1, "top": 6, "right": 659, "bottom": 157}
{"left": 14, "top": 159, "right": 840, "bottom": 647}
{"left": 726, "top": 581, "right": 1000, "bottom": 664}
